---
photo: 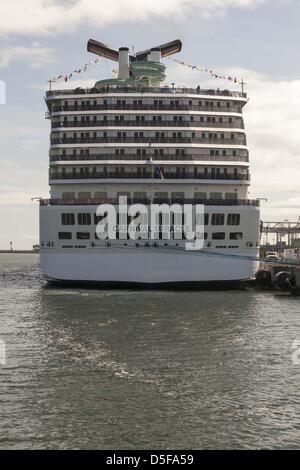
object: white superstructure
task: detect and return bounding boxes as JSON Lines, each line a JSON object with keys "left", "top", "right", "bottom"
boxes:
{"left": 40, "top": 39, "right": 260, "bottom": 286}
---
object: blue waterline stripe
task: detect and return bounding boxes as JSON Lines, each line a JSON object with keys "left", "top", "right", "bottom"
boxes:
{"left": 92, "top": 242, "right": 299, "bottom": 266}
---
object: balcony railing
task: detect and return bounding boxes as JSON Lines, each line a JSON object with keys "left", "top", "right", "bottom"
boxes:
{"left": 46, "top": 86, "right": 247, "bottom": 98}
{"left": 51, "top": 104, "right": 242, "bottom": 113}
{"left": 49, "top": 153, "right": 249, "bottom": 163}
{"left": 40, "top": 197, "right": 258, "bottom": 207}
{"left": 50, "top": 136, "right": 247, "bottom": 146}
{"left": 51, "top": 120, "right": 244, "bottom": 129}
{"left": 49, "top": 171, "right": 250, "bottom": 181}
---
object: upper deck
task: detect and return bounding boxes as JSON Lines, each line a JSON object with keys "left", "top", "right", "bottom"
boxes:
{"left": 46, "top": 86, "right": 247, "bottom": 102}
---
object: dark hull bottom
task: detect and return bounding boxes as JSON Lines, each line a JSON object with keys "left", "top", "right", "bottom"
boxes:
{"left": 45, "top": 278, "right": 253, "bottom": 291}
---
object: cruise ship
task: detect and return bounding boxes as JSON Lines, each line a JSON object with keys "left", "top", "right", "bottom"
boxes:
{"left": 40, "top": 38, "right": 260, "bottom": 286}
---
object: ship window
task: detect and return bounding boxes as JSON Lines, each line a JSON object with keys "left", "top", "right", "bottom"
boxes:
{"left": 154, "top": 192, "right": 168, "bottom": 201}
{"left": 61, "top": 213, "right": 75, "bottom": 225}
{"left": 62, "top": 192, "right": 75, "bottom": 199}
{"left": 94, "top": 191, "right": 107, "bottom": 199}
{"left": 94, "top": 213, "right": 108, "bottom": 225}
{"left": 171, "top": 192, "right": 184, "bottom": 201}
{"left": 194, "top": 192, "right": 207, "bottom": 200}
{"left": 78, "top": 192, "right": 91, "bottom": 199}
{"left": 230, "top": 232, "right": 243, "bottom": 240}
{"left": 134, "top": 192, "right": 147, "bottom": 201}
{"left": 58, "top": 232, "right": 72, "bottom": 239}
{"left": 212, "top": 232, "right": 226, "bottom": 240}
{"left": 225, "top": 193, "right": 238, "bottom": 200}
{"left": 227, "top": 214, "right": 240, "bottom": 225}
{"left": 117, "top": 191, "right": 130, "bottom": 198}
{"left": 210, "top": 192, "right": 222, "bottom": 200}
{"left": 76, "top": 232, "right": 90, "bottom": 240}
{"left": 78, "top": 213, "right": 91, "bottom": 225}
{"left": 212, "top": 214, "right": 225, "bottom": 225}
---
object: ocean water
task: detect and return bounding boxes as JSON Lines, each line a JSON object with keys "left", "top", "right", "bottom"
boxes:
{"left": 0, "top": 253, "right": 300, "bottom": 449}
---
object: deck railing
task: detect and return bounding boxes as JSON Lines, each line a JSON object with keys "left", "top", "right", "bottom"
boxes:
{"left": 46, "top": 86, "right": 247, "bottom": 99}
{"left": 51, "top": 104, "right": 242, "bottom": 113}
{"left": 50, "top": 136, "right": 247, "bottom": 146}
{"left": 51, "top": 120, "right": 244, "bottom": 129}
{"left": 40, "top": 197, "right": 259, "bottom": 207}
{"left": 49, "top": 153, "right": 248, "bottom": 163}
{"left": 49, "top": 172, "right": 250, "bottom": 181}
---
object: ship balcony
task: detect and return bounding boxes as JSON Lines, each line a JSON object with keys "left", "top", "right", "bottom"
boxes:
{"left": 40, "top": 197, "right": 259, "bottom": 207}
{"left": 49, "top": 171, "right": 250, "bottom": 182}
{"left": 49, "top": 153, "right": 249, "bottom": 163}
{"left": 45, "top": 111, "right": 51, "bottom": 119}
{"left": 52, "top": 104, "right": 243, "bottom": 114}
{"left": 51, "top": 120, "right": 245, "bottom": 129}
{"left": 50, "top": 136, "right": 247, "bottom": 146}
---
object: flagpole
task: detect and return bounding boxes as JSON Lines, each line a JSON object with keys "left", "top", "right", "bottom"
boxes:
{"left": 47, "top": 79, "right": 54, "bottom": 91}
{"left": 241, "top": 78, "right": 245, "bottom": 94}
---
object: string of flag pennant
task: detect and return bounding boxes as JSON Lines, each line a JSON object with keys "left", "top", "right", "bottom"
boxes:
{"left": 49, "top": 56, "right": 103, "bottom": 84}
{"left": 169, "top": 57, "right": 243, "bottom": 86}
{"left": 48, "top": 53, "right": 244, "bottom": 88}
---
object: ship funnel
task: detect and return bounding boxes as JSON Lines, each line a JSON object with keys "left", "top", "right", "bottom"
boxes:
{"left": 148, "top": 47, "right": 161, "bottom": 63}
{"left": 118, "top": 47, "right": 130, "bottom": 79}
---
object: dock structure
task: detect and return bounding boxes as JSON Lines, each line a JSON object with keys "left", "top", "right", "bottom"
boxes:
{"left": 261, "top": 220, "right": 300, "bottom": 250}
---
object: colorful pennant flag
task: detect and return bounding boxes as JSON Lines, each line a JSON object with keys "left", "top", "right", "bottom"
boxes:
{"left": 169, "top": 57, "right": 243, "bottom": 85}
{"left": 49, "top": 55, "right": 103, "bottom": 83}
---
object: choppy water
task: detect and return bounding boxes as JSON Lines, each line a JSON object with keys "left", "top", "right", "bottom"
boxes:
{"left": 0, "top": 253, "right": 300, "bottom": 449}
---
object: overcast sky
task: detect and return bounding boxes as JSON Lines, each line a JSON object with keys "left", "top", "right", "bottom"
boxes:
{"left": 0, "top": 0, "right": 299, "bottom": 249}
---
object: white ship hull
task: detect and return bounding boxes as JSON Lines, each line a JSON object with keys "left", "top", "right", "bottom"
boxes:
{"left": 40, "top": 247, "right": 259, "bottom": 285}
{"left": 40, "top": 202, "right": 260, "bottom": 285}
